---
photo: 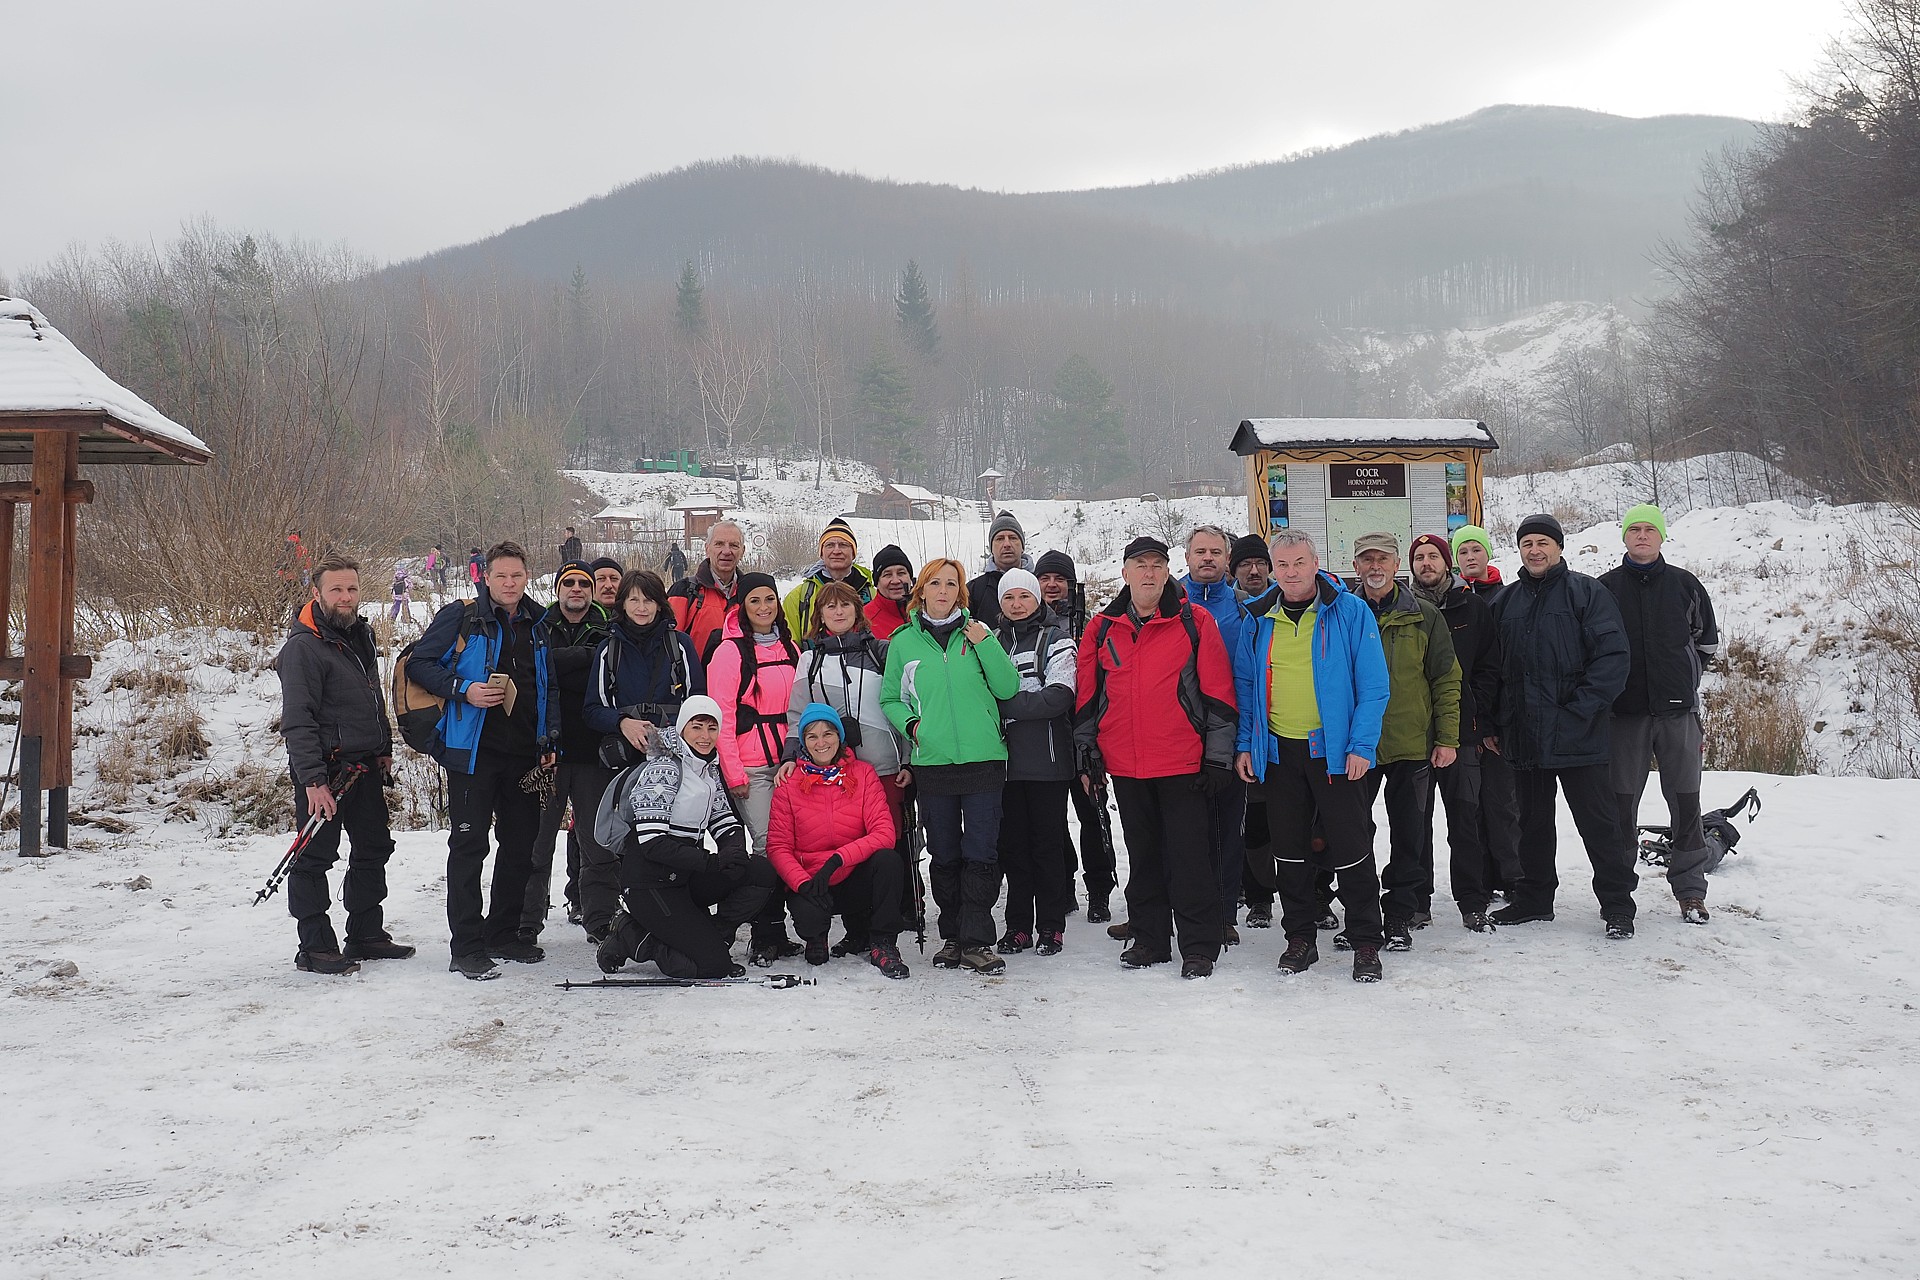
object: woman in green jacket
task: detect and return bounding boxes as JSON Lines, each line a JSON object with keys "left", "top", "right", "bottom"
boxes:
{"left": 881, "top": 557, "right": 1021, "bottom": 973}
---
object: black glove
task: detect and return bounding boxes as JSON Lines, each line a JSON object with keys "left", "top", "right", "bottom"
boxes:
{"left": 1194, "top": 763, "right": 1236, "bottom": 797}
{"left": 716, "top": 842, "right": 750, "bottom": 876}
{"left": 807, "top": 853, "right": 844, "bottom": 892}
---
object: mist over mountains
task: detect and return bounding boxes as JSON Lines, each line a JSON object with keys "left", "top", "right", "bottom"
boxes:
{"left": 398, "top": 105, "right": 1756, "bottom": 331}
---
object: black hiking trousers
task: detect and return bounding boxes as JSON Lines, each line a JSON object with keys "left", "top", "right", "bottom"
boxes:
{"left": 287, "top": 758, "right": 395, "bottom": 953}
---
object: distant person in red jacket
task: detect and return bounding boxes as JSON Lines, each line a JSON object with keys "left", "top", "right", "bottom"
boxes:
{"left": 866, "top": 544, "right": 914, "bottom": 639}
{"left": 768, "top": 703, "right": 908, "bottom": 978}
{"left": 1074, "top": 536, "right": 1238, "bottom": 979}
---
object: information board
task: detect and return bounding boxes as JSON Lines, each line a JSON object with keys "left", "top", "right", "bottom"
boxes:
{"left": 1327, "top": 463, "right": 1408, "bottom": 499}
{"left": 1324, "top": 496, "right": 1412, "bottom": 571}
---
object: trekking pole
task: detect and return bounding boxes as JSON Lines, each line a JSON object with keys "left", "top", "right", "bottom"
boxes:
{"left": 902, "top": 789, "right": 928, "bottom": 953}
{"left": 555, "top": 974, "right": 815, "bottom": 990}
{"left": 252, "top": 764, "right": 369, "bottom": 905}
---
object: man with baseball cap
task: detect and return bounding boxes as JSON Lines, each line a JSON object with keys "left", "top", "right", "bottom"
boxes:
{"left": 1489, "top": 514, "right": 1638, "bottom": 938}
{"left": 1601, "top": 503, "right": 1720, "bottom": 924}
{"left": 1076, "top": 536, "right": 1238, "bottom": 978}
{"left": 1349, "top": 531, "right": 1461, "bottom": 952}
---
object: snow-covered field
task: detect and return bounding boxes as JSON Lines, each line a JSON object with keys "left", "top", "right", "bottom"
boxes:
{"left": 6, "top": 771, "right": 1920, "bottom": 1276}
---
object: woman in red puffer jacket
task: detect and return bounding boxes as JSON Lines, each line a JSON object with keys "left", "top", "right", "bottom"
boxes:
{"left": 767, "top": 703, "right": 909, "bottom": 978}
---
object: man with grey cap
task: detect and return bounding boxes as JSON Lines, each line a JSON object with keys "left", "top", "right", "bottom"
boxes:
{"left": 1489, "top": 513, "right": 1638, "bottom": 938}
{"left": 1350, "top": 530, "right": 1461, "bottom": 953}
{"left": 968, "top": 510, "right": 1031, "bottom": 630}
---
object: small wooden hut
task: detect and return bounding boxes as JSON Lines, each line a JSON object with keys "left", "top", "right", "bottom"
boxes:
{"left": 1229, "top": 418, "right": 1498, "bottom": 569}
{"left": 0, "top": 297, "right": 212, "bottom": 856}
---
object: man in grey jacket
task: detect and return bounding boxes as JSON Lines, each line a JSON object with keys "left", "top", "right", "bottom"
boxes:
{"left": 277, "top": 555, "right": 413, "bottom": 975}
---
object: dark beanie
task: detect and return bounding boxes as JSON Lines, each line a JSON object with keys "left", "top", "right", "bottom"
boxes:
{"left": 988, "top": 510, "right": 1026, "bottom": 545}
{"left": 1408, "top": 533, "right": 1453, "bottom": 569}
{"left": 588, "top": 556, "right": 624, "bottom": 576}
{"left": 1034, "top": 549, "right": 1077, "bottom": 582}
{"left": 1229, "top": 534, "right": 1270, "bottom": 574}
{"left": 732, "top": 571, "right": 779, "bottom": 602}
{"left": 1516, "top": 513, "right": 1565, "bottom": 547}
{"left": 1123, "top": 535, "right": 1170, "bottom": 562}
{"left": 873, "top": 544, "right": 914, "bottom": 577}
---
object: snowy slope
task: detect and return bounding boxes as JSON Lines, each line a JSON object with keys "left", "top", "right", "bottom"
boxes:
{"left": 4, "top": 772, "right": 1919, "bottom": 1276}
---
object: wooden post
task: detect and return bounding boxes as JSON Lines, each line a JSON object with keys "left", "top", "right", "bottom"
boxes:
{"left": 53, "top": 434, "right": 79, "bottom": 795}
{"left": 20, "top": 429, "right": 69, "bottom": 857}
{"left": 0, "top": 497, "right": 13, "bottom": 659}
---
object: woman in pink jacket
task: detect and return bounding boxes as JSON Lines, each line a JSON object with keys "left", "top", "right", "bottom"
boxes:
{"left": 768, "top": 703, "right": 908, "bottom": 978}
{"left": 706, "top": 572, "right": 804, "bottom": 965}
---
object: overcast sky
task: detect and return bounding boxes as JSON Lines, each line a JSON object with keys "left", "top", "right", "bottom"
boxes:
{"left": 4, "top": 0, "right": 1850, "bottom": 276}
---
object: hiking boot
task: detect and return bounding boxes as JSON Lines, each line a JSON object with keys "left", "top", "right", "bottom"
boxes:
{"left": 565, "top": 902, "right": 584, "bottom": 926}
{"left": 1680, "top": 899, "right": 1709, "bottom": 925}
{"left": 1332, "top": 929, "right": 1352, "bottom": 952}
{"left": 1222, "top": 924, "right": 1241, "bottom": 947}
{"left": 1461, "top": 911, "right": 1496, "bottom": 933}
{"left": 448, "top": 953, "right": 499, "bottom": 981}
{"left": 595, "top": 930, "right": 630, "bottom": 974}
{"left": 957, "top": 945, "right": 1006, "bottom": 974}
{"left": 1352, "top": 945, "right": 1383, "bottom": 983}
{"left": 996, "top": 931, "right": 1034, "bottom": 955}
{"left": 1490, "top": 904, "right": 1554, "bottom": 926}
{"left": 1245, "top": 903, "right": 1273, "bottom": 929}
{"left": 1086, "top": 895, "right": 1112, "bottom": 924}
{"left": 1314, "top": 908, "right": 1340, "bottom": 931}
{"left": 1106, "top": 920, "right": 1132, "bottom": 941}
{"left": 1409, "top": 911, "right": 1432, "bottom": 929}
{"left": 342, "top": 936, "right": 415, "bottom": 961}
{"left": 1384, "top": 921, "right": 1413, "bottom": 952}
{"left": 804, "top": 936, "right": 831, "bottom": 966}
{"left": 295, "top": 949, "right": 359, "bottom": 976}
{"left": 829, "top": 933, "right": 869, "bottom": 957}
{"left": 583, "top": 924, "right": 608, "bottom": 945}
{"left": 1120, "top": 942, "right": 1172, "bottom": 969}
{"left": 1035, "top": 930, "right": 1065, "bottom": 956}
{"left": 868, "top": 941, "right": 910, "bottom": 979}
{"left": 1604, "top": 915, "right": 1636, "bottom": 940}
{"left": 489, "top": 939, "right": 545, "bottom": 964}
{"left": 1181, "top": 957, "right": 1214, "bottom": 980}
{"left": 931, "top": 939, "right": 965, "bottom": 969}
{"left": 1277, "top": 937, "right": 1319, "bottom": 974}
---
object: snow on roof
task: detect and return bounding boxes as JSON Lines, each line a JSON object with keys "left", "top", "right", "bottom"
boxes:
{"left": 591, "top": 504, "right": 657, "bottom": 522}
{"left": 1231, "top": 417, "right": 1495, "bottom": 454}
{"left": 886, "top": 483, "right": 946, "bottom": 503}
{"left": 669, "top": 493, "right": 730, "bottom": 511}
{"left": 0, "top": 296, "right": 212, "bottom": 464}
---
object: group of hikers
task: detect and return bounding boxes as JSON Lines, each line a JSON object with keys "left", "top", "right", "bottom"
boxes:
{"left": 274, "top": 497, "right": 1718, "bottom": 985}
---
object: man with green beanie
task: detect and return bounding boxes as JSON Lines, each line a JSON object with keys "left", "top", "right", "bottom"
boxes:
{"left": 1451, "top": 525, "right": 1503, "bottom": 598}
{"left": 1600, "top": 504, "right": 1721, "bottom": 924}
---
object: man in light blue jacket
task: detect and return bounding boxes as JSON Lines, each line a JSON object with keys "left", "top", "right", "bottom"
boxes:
{"left": 1234, "top": 530, "right": 1392, "bottom": 983}
{"left": 1181, "top": 525, "right": 1254, "bottom": 944}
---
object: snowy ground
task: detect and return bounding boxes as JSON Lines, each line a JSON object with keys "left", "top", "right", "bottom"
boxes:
{"left": 5, "top": 771, "right": 1920, "bottom": 1276}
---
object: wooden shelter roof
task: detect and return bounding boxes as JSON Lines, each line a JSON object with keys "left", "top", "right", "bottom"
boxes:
{"left": 0, "top": 297, "right": 212, "bottom": 466}
{"left": 1230, "top": 417, "right": 1496, "bottom": 456}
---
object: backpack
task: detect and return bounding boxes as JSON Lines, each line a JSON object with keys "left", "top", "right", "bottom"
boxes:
{"left": 594, "top": 760, "right": 649, "bottom": 852}
{"left": 392, "top": 614, "right": 470, "bottom": 755}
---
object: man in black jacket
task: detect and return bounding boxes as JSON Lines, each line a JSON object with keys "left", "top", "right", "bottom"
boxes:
{"left": 1037, "top": 549, "right": 1115, "bottom": 921}
{"left": 277, "top": 555, "right": 413, "bottom": 975}
{"left": 410, "top": 541, "right": 561, "bottom": 980}
{"left": 519, "top": 560, "right": 615, "bottom": 945}
{"left": 968, "top": 510, "right": 1031, "bottom": 630}
{"left": 1490, "top": 514, "right": 1639, "bottom": 937}
{"left": 1410, "top": 534, "right": 1505, "bottom": 932}
{"left": 1601, "top": 504, "right": 1721, "bottom": 924}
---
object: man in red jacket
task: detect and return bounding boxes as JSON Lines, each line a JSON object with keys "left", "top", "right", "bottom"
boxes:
{"left": 668, "top": 520, "right": 748, "bottom": 658}
{"left": 1074, "top": 536, "right": 1239, "bottom": 979}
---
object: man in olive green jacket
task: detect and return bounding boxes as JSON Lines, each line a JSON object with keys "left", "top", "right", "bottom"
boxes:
{"left": 1350, "top": 533, "right": 1461, "bottom": 952}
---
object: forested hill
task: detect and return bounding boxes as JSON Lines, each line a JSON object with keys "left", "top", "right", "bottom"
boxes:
{"left": 393, "top": 106, "right": 1757, "bottom": 329}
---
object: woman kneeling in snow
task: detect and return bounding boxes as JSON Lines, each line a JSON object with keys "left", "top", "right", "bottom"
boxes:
{"left": 597, "top": 696, "right": 781, "bottom": 979}
{"left": 767, "top": 704, "right": 909, "bottom": 978}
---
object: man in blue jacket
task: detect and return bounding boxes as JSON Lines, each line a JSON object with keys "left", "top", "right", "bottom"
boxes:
{"left": 409, "top": 540, "right": 560, "bottom": 979}
{"left": 1181, "top": 525, "right": 1253, "bottom": 945}
{"left": 1234, "top": 530, "right": 1392, "bottom": 983}
{"left": 1489, "top": 514, "right": 1638, "bottom": 937}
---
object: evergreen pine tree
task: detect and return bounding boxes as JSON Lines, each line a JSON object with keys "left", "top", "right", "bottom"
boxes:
{"left": 895, "top": 260, "right": 939, "bottom": 360}
{"left": 854, "top": 348, "right": 922, "bottom": 480}
{"left": 1034, "top": 355, "right": 1130, "bottom": 493}
{"left": 675, "top": 261, "right": 707, "bottom": 340}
